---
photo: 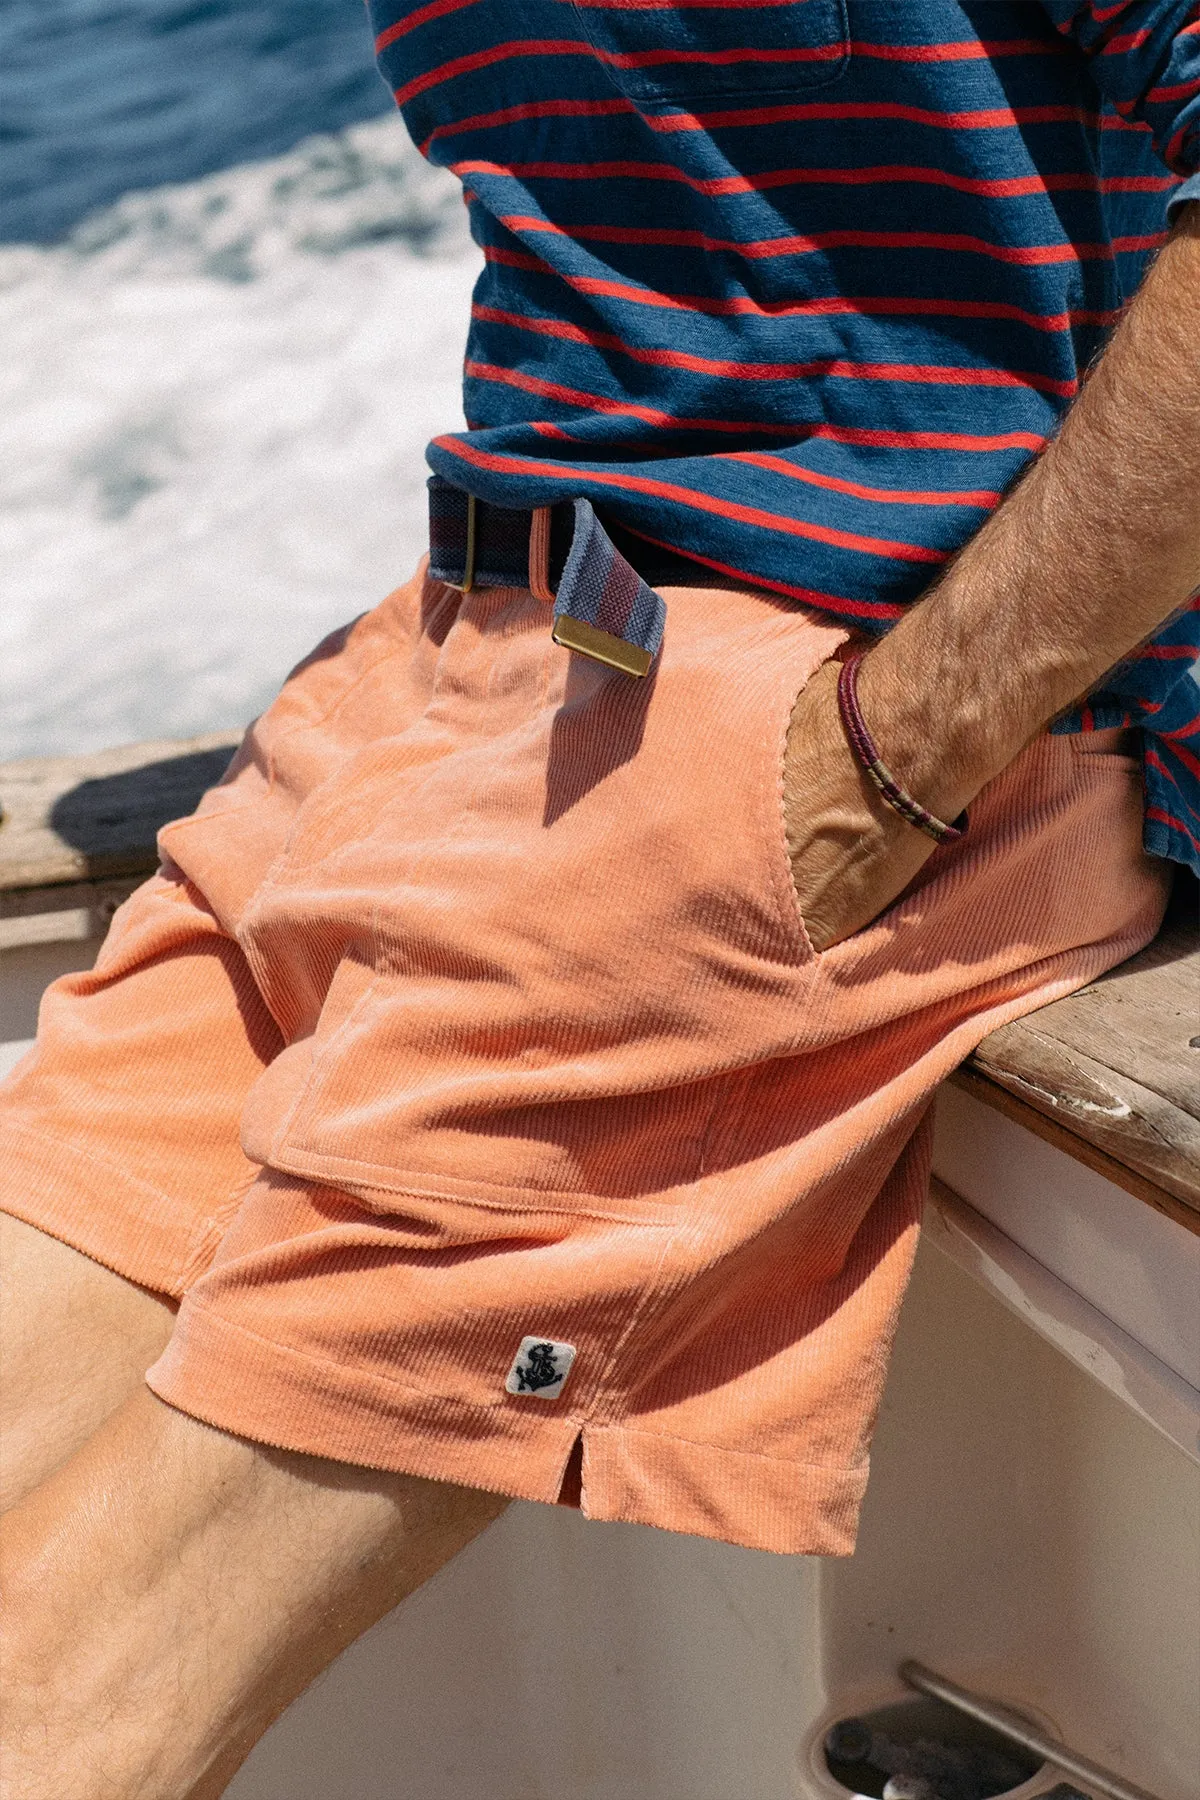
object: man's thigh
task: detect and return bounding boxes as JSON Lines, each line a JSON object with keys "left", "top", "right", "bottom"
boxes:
{"left": 0, "top": 1382, "right": 505, "bottom": 1800}
{"left": 0, "top": 1211, "right": 176, "bottom": 1510}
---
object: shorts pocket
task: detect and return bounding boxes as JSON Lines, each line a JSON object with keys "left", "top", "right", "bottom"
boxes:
{"left": 1068, "top": 726, "right": 1142, "bottom": 772}
{"left": 569, "top": 0, "right": 850, "bottom": 106}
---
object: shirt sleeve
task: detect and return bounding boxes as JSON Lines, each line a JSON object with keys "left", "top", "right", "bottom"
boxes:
{"left": 1038, "top": 1, "right": 1200, "bottom": 218}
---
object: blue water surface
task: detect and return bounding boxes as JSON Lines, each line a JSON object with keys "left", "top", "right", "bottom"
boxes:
{"left": 1, "top": 0, "right": 393, "bottom": 241}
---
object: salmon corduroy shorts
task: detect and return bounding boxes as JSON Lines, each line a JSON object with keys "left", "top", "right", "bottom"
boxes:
{"left": 0, "top": 560, "right": 1167, "bottom": 1554}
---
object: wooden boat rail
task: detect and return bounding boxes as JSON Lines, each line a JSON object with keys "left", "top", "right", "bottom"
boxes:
{"left": 2, "top": 731, "right": 1197, "bottom": 1235}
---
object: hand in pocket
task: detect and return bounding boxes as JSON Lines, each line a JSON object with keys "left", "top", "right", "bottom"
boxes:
{"left": 782, "top": 659, "right": 948, "bottom": 952}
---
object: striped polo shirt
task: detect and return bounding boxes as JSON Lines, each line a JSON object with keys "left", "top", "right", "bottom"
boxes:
{"left": 369, "top": 0, "right": 1200, "bottom": 874}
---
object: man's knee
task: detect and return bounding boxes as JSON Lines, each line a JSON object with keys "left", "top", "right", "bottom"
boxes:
{"left": 0, "top": 1387, "right": 507, "bottom": 1800}
{"left": 0, "top": 1210, "right": 177, "bottom": 1509}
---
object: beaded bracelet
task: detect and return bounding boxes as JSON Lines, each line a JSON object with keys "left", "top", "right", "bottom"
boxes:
{"left": 835, "top": 653, "right": 967, "bottom": 846}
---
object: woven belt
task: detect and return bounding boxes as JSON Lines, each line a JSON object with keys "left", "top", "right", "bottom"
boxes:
{"left": 428, "top": 476, "right": 667, "bottom": 679}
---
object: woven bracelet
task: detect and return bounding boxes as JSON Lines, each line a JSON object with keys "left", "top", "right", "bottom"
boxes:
{"left": 835, "top": 653, "right": 967, "bottom": 846}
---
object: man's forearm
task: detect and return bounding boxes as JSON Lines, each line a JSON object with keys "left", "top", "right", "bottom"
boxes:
{"left": 858, "top": 202, "right": 1200, "bottom": 822}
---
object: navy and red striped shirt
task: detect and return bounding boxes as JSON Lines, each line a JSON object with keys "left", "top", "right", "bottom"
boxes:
{"left": 369, "top": 0, "right": 1200, "bottom": 873}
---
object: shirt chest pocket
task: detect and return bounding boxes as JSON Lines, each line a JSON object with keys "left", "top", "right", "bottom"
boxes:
{"left": 569, "top": 0, "right": 850, "bottom": 105}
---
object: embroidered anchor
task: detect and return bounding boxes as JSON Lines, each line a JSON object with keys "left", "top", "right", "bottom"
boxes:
{"left": 513, "top": 1341, "right": 562, "bottom": 1393}
{"left": 505, "top": 1334, "right": 576, "bottom": 1398}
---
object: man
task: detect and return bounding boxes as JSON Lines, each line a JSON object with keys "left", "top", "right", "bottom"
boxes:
{"left": 1, "top": 1, "right": 1197, "bottom": 1792}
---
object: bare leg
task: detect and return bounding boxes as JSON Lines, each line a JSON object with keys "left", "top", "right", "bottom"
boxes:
{"left": 0, "top": 1384, "right": 507, "bottom": 1800}
{"left": 0, "top": 1212, "right": 177, "bottom": 1510}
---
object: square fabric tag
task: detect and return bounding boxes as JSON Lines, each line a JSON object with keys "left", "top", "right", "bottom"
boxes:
{"left": 505, "top": 1337, "right": 576, "bottom": 1400}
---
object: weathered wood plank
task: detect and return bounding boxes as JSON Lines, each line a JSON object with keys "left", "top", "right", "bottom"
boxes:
{"left": 948, "top": 1066, "right": 1199, "bottom": 1236}
{"left": 958, "top": 899, "right": 1199, "bottom": 1221}
{"left": 0, "top": 732, "right": 241, "bottom": 890}
{"left": 0, "top": 878, "right": 144, "bottom": 951}
{"left": 968, "top": 1010, "right": 1199, "bottom": 1206}
{"left": 982, "top": 920, "right": 1198, "bottom": 1118}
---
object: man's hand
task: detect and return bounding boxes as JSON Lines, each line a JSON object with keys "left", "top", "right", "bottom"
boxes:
{"left": 783, "top": 659, "right": 971, "bottom": 952}
{"left": 784, "top": 201, "right": 1198, "bottom": 951}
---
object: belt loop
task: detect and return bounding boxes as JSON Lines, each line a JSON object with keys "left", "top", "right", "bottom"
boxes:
{"left": 460, "top": 492, "right": 477, "bottom": 595}
{"left": 528, "top": 506, "right": 555, "bottom": 603}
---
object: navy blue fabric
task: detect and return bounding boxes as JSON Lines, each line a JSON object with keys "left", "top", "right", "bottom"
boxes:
{"left": 372, "top": 0, "right": 1200, "bottom": 870}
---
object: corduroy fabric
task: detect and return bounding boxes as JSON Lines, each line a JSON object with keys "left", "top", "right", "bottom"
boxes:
{"left": 0, "top": 560, "right": 1169, "bottom": 1554}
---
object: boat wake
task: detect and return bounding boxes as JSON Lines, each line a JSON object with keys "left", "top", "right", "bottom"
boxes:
{"left": 0, "top": 119, "right": 479, "bottom": 760}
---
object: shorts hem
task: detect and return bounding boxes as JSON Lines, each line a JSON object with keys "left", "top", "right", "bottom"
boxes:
{"left": 146, "top": 1296, "right": 868, "bottom": 1556}
{"left": 0, "top": 1119, "right": 227, "bottom": 1297}
{"left": 146, "top": 1296, "right": 582, "bottom": 1505}
{"left": 581, "top": 1425, "right": 866, "bottom": 1556}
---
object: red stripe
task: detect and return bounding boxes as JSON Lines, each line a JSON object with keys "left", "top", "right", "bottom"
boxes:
{"left": 426, "top": 100, "right": 1133, "bottom": 171}
{"left": 439, "top": 428, "right": 946, "bottom": 562}
{"left": 466, "top": 358, "right": 799, "bottom": 436}
{"left": 472, "top": 302, "right": 1078, "bottom": 396}
{"left": 455, "top": 142, "right": 1175, "bottom": 200}
{"left": 615, "top": 524, "right": 907, "bottom": 621}
{"left": 1101, "top": 174, "right": 1178, "bottom": 191}
{"left": 1158, "top": 736, "right": 1200, "bottom": 781}
{"left": 724, "top": 451, "right": 1000, "bottom": 508}
{"left": 481, "top": 245, "right": 1120, "bottom": 333}
{"left": 466, "top": 186, "right": 1114, "bottom": 266}
{"left": 847, "top": 38, "right": 1062, "bottom": 62}
{"left": 1111, "top": 231, "right": 1170, "bottom": 252}
{"left": 531, "top": 220, "right": 1137, "bottom": 274}
{"left": 465, "top": 155, "right": 1116, "bottom": 201}
{"left": 1147, "top": 81, "right": 1199, "bottom": 102}
{"left": 465, "top": 362, "right": 1045, "bottom": 453}
{"left": 595, "top": 43, "right": 847, "bottom": 70}
{"left": 816, "top": 422, "right": 1046, "bottom": 451}
{"left": 1145, "top": 806, "right": 1200, "bottom": 854}
{"left": 496, "top": 232, "right": 1129, "bottom": 334}
{"left": 646, "top": 100, "right": 1098, "bottom": 133}
{"left": 1143, "top": 779, "right": 1200, "bottom": 853}
{"left": 1101, "top": 28, "right": 1153, "bottom": 52}
{"left": 550, "top": 31, "right": 1067, "bottom": 62}
{"left": 717, "top": 163, "right": 1110, "bottom": 198}
{"left": 1165, "top": 121, "right": 1195, "bottom": 165}
{"left": 474, "top": 195, "right": 1108, "bottom": 268}
{"left": 423, "top": 97, "right": 634, "bottom": 151}
{"left": 1133, "top": 642, "right": 1200, "bottom": 658}
{"left": 424, "top": 87, "right": 1099, "bottom": 141}
{"left": 483, "top": 246, "right": 553, "bottom": 271}
{"left": 394, "top": 40, "right": 593, "bottom": 107}
{"left": 374, "top": 0, "right": 483, "bottom": 53}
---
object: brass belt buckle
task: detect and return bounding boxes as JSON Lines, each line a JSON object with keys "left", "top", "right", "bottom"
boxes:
{"left": 551, "top": 615, "right": 653, "bottom": 678}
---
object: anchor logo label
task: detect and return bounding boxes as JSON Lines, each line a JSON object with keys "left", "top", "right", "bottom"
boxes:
{"left": 505, "top": 1336, "right": 576, "bottom": 1399}
{"left": 515, "top": 1341, "right": 561, "bottom": 1392}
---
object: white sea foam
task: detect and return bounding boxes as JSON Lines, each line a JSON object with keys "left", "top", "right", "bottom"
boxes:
{"left": 0, "top": 117, "right": 481, "bottom": 760}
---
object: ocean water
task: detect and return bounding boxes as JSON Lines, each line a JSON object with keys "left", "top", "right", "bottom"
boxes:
{"left": 1, "top": 0, "right": 394, "bottom": 242}
{"left": 1, "top": 4, "right": 478, "bottom": 761}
